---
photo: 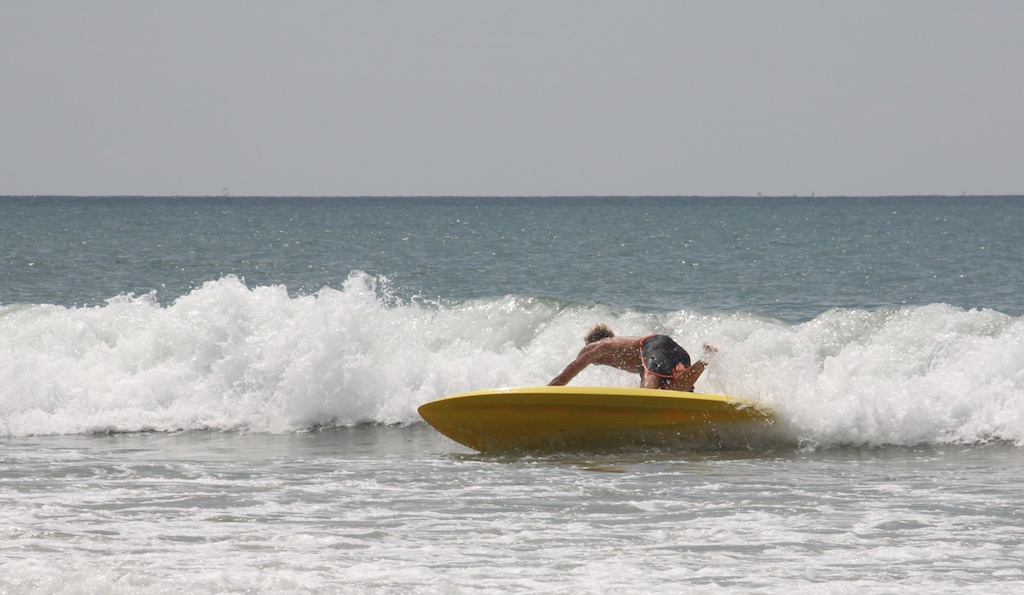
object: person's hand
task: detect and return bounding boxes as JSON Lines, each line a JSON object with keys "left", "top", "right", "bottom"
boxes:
{"left": 699, "top": 344, "right": 718, "bottom": 364}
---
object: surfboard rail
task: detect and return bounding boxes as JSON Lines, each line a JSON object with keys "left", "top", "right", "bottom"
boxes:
{"left": 418, "top": 386, "right": 777, "bottom": 453}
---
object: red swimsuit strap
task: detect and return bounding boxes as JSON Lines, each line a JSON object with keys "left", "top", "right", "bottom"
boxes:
{"left": 639, "top": 335, "right": 687, "bottom": 379}
{"left": 642, "top": 364, "right": 688, "bottom": 379}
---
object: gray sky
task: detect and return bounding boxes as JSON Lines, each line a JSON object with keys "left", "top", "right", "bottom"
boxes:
{"left": 3, "top": 1, "right": 1022, "bottom": 197}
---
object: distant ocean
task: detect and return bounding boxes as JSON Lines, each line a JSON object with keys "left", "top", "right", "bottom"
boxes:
{"left": 2, "top": 196, "right": 1023, "bottom": 592}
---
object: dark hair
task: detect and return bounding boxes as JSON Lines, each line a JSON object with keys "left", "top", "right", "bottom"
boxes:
{"left": 583, "top": 323, "right": 615, "bottom": 344}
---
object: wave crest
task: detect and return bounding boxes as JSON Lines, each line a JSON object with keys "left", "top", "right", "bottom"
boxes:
{"left": 2, "top": 275, "right": 1022, "bottom": 446}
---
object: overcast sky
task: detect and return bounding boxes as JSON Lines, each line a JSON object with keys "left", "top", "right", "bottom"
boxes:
{"left": 2, "top": 1, "right": 1022, "bottom": 197}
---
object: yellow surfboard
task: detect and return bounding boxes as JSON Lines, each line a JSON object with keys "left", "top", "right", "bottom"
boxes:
{"left": 418, "top": 386, "right": 777, "bottom": 453}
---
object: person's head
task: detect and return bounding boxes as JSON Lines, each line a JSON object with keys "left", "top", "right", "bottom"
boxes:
{"left": 583, "top": 323, "right": 615, "bottom": 344}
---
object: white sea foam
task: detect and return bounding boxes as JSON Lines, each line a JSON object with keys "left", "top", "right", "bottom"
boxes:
{"left": 2, "top": 273, "right": 1022, "bottom": 446}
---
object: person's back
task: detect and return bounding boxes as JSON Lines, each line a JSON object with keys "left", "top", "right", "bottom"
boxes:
{"left": 548, "top": 335, "right": 642, "bottom": 386}
{"left": 549, "top": 324, "right": 709, "bottom": 392}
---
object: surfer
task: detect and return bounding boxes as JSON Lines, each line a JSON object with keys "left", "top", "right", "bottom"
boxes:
{"left": 548, "top": 323, "right": 712, "bottom": 392}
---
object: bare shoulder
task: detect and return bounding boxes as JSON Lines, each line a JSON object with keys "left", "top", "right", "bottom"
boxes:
{"left": 607, "top": 335, "right": 643, "bottom": 348}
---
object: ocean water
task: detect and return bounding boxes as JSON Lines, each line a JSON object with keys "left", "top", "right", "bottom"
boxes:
{"left": 2, "top": 195, "right": 1023, "bottom": 592}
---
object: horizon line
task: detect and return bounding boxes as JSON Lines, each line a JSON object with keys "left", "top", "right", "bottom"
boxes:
{"left": 3, "top": 193, "right": 1022, "bottom": 199}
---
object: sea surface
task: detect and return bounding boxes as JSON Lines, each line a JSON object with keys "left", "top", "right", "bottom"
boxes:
{"left": 2, "top": 195, "right": 1023, "bottom": 593}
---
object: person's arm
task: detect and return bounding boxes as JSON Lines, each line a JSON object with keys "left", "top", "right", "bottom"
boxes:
{"left": 672, "top": 360, "right": 705, "bottom": 392}
{"left": 548, "top": 354, "right": 590, "bottom": 386}
{"left": 663, "top": 344, "right": 716, "bottom": 392}
{"left": 548, "top": 344, "right": 600, "bottom": 386}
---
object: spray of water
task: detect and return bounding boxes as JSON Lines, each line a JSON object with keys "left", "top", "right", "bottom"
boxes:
{"left": 3, "top": 273, "right": 1022, "bottom": 446}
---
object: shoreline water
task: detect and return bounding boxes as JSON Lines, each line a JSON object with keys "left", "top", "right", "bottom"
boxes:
{"left": 3, "top": 427, "right": 1023, "bottom": 593}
